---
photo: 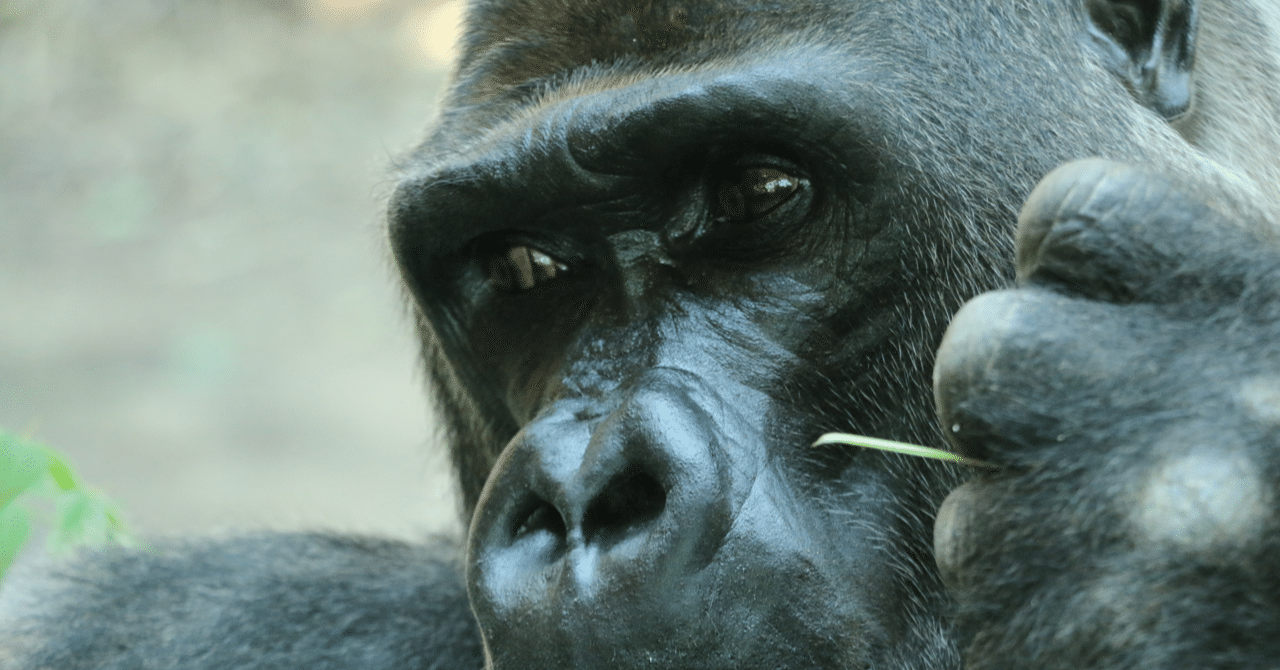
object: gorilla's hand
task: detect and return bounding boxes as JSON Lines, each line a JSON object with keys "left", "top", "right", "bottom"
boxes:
{"left": 933, "top": 158, "right": 1280, "bottom": 669}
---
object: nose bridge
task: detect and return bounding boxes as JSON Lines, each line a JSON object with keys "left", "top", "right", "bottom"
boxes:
{"left": 582, "top": 367, "right": 732, "bottom": 512}
{"left": 528, "top": 366, "right": 740, "bottom": 531}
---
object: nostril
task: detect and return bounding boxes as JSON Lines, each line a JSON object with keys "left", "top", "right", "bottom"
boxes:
{"left": 583, "top": 467, "right": 667, "bottom": 547}
{"left": 513, "top": 499, "right": 567, "bottom": 545}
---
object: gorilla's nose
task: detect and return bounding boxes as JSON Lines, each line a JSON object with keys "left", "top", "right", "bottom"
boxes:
{"left": 466, "top": 368, "right": 746, "bottom": 632}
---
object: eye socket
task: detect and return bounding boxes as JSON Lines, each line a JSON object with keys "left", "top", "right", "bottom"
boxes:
{"left": 486, "top": 245, "right": 570, "bottom": 291}
{"left": 716, "top": 166, "right": 805, "bottom": 223}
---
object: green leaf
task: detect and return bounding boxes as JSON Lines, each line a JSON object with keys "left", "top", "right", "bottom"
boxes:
{"left": 812, "top": 432, "right": 999, "bottom": 469}
{"left": 44, "top": 451, "right": 78, "bottom": 491}
{"left": 48, "top": 490, "right": 133, "bottom": 554}
{"left": 0, "top": 435, "right": 44, "bottom": 508}
{"left": 0, "top": 428, "right": 143, "bottom": 573}
{"left": 0, "top": 503, "right": 32, "bottom": 581}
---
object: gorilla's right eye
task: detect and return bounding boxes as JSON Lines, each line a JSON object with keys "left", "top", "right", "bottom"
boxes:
{"left": 486, "top": 245, "right": 570, "bottom": 291}
{"left": 715, "top": 165, "right": 806, "bottom": 223}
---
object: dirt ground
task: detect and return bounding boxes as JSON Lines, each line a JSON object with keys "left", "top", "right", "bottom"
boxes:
{"left": 0, "top": 0, "right": 466, "bottom": 548}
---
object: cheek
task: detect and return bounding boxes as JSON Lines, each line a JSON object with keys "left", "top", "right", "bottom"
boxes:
{"left": 711, "top": 467, "right": 897, "bottom": 634}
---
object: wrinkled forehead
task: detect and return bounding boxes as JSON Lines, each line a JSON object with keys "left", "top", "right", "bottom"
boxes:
{"left": 461, "top": 0, "right": 844, "bottom": 68}
{"left": 410, "top": 0, "right": 1115, "bottom": 180}
{"left": 450, "top": 0, "right": 1080, "bottom": 103}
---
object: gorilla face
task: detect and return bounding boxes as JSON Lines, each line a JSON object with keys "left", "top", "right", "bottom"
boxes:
{"left": 388, "top": 0, "right": 1224, "bottom": 667}
{"left": 0, "top": 2, "right": 1274, "bottom": 668}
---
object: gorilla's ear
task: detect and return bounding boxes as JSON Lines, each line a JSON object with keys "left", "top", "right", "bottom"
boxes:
{"left": 1085, "top": 0, "right": 1200, "bottom": 120}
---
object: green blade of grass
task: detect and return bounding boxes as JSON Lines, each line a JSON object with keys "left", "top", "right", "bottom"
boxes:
{"left": 812, "top": 432, "right": 999, "bottom": 469}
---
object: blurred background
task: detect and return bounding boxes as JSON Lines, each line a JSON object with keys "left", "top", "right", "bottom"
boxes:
{"left": 0, "top": 0, "right": 465, "bottom": 542}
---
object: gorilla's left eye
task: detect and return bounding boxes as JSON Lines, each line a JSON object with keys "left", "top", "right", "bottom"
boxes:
{"left": 486, "top": 245, "right": 570, "bottom": 291}
{"left": 716, "top": 166, "right": 805, "bottom": 222}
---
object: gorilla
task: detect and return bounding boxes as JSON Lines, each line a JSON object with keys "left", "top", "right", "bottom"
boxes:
{"left": 3, "top": 0, "right": 1279, "bottom": 668}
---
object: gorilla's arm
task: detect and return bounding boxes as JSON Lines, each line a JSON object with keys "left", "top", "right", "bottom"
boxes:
{"left": 0, "top": 533, "right": 484, "bottom": 670}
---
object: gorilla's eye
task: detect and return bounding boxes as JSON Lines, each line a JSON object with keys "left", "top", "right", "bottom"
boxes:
{"left": 716, "top": 166, "right": 804, "bottom": 222}
{"left": 486, "top": 245, "right": 570, "bottom": 291}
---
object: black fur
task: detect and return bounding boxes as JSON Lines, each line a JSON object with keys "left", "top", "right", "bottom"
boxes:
{"left": 4, "top": 0, "right": 1279, "bottom": 668}
{"left": 1, "top": 534, "right": 482, "bottom": 669}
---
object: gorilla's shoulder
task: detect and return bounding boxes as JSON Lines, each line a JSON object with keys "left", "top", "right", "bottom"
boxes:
{"left": 0, "top": 533, "right": 483, "bottom": 670}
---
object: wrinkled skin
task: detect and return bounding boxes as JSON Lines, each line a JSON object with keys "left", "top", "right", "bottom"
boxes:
{"left": 3, "top": 0, "right": 1280, "bottom": 669}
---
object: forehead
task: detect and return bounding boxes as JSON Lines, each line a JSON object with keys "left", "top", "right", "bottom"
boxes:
{"left": 452, "top": 0, "right": 1078, "bottom": 102}
{"left": 411, "top": 0, "right": 1122, "bottom": 193}
{"left": 456, "top": 0, "right": 888, "bottom": 96}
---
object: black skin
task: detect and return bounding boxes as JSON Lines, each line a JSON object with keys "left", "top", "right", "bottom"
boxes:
{"left": 2, "top": 0, "right": 1279, "bottom": 668}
